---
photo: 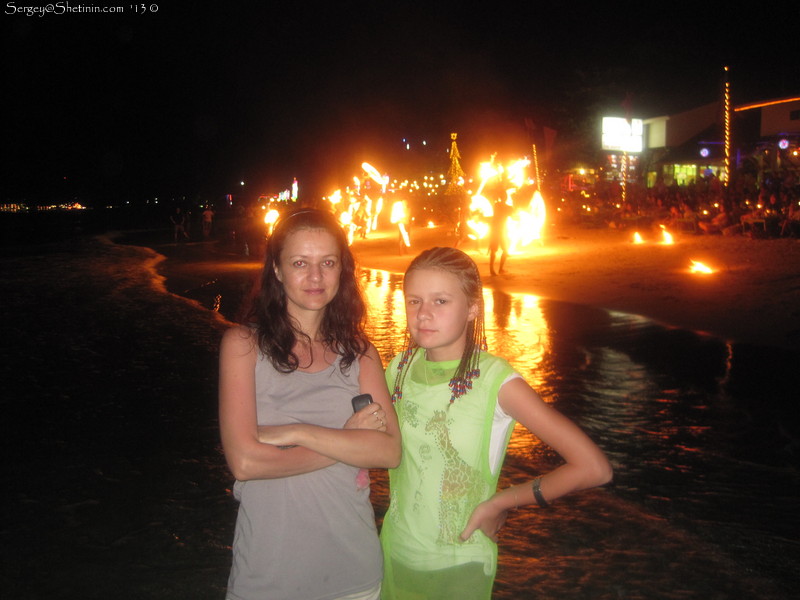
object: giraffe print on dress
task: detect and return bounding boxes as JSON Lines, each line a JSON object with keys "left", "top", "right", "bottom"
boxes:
{"left": 425, "top": 409, "right": 487, "bottom": 544}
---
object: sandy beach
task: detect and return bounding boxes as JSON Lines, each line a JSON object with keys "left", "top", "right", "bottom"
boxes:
{"left": 351, "top": 223, "right": 800, "bottom": 351}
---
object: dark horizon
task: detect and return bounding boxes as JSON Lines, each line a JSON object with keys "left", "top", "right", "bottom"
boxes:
{"left": 3, "top": 4, "right": 798, "bottom": 205}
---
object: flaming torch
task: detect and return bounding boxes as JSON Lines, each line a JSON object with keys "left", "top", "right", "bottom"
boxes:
{"left": 361, "top": 162, "right": 387, "bottom": 231}
{"left": 467, "top": 194, "right": 493, "bottom": 241}
{"left": 689, "top": 260, "right": 714, "bottom": 274}
{"left": 507, "top": 188, "right": 546, "bottom": 252}
{"left": 264, "top": 208, "right": 280, "bottom": 236}
{"left": 659, "top": 225, "right": 675, "bottom": 245}
{"left": 390, "top": 198, "right": 411, "bottom": 250}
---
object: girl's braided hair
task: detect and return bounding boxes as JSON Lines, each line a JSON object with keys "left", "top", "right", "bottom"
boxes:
{"left": 391, "top": 247, "right": 487, "bottom": 404}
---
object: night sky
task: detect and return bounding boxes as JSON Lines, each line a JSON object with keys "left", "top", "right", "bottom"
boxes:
{"left": 3, "top": 3, "right": 798, "bottom": 205}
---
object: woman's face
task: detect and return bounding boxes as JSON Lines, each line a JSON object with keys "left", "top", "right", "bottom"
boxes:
{"left": 274, "top": 228, "right": 342, "bottom": 317}
{"left": 403, "top": 267, "right": 477, "bottom": 362}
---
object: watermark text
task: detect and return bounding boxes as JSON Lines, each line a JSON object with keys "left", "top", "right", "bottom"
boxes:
{"left": 5, "top": 2, "right": 159, "bottom": 16}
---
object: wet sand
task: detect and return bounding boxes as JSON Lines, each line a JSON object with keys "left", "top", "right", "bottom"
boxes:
{"left": 1, "top": 227, "right": 798, "bottom": 598}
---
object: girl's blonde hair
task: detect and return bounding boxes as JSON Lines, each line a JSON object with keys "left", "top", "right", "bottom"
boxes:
{"left": 391, "top": 247, "right": 487, "bottom": 404}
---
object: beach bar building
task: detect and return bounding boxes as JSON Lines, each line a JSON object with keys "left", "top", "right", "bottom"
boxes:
{"left": 642, "top": 96, "right": 800, "bottom": 189}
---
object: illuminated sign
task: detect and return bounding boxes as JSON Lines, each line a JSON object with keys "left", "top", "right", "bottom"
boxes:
{"left": 602, "top": 117, "right": 643, "bottom": 153}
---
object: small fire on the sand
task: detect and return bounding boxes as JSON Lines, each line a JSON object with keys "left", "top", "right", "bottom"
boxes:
{"left": 689, "top": 260, "right": 714, "bottom": 274}
{"left": 632, "top": 229, "right": 673, "bottom": 244}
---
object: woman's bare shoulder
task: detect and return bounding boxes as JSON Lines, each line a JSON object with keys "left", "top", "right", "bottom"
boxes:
{"left": 221, "top": 325, "right": 257, "bottom": 354}
{"left": 359, "top": 341, "right": 383, "bottom": 363}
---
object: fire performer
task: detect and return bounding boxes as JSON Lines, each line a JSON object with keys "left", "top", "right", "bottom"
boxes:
{"left": 391, "top": 197, "right": 412, "bottom": 255}
{"left": 219, "top": 208, "right": 400, "bottom": 600}
{"left": 381, "top": 247, "right": 612, "bottom": 599}
{"left": 489, "top": 198, "right": 512, "bottom": 276}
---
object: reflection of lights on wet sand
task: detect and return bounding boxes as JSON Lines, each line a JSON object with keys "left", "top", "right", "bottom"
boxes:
{"left": 689, "top": 260, "right": 714, "bottom": 274}
{"left": 485, "top": 290, "right": 550, "bottom": 456}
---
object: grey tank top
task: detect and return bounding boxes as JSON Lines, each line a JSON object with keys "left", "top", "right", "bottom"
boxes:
{"left": 226, "top": 351, "right": 383, "bottom": 600}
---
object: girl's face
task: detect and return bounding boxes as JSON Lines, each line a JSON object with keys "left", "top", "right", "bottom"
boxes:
{"left": 403, "top": 267, "right": 478, "bottom": 362}
{"left": 274, "top": 228, "right": 342, "bottom": 317}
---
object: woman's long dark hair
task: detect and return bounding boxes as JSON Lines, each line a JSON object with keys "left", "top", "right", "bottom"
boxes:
{"left": 243, "top": 207, "right": 369, "bottom": 372}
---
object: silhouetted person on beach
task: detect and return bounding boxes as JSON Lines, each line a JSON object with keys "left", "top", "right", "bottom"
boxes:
{"left": 170, "top": 208, "right": 189, "bottom": 242}
{"left": 201, "top": 205, "right": 215, "bottom": 238}
{"left": 489, "top": 198, "right": 512, "bottom": 276}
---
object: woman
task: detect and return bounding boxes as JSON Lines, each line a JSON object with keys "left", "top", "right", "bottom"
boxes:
{"left": 381, "top": 247, "right": 612, "bottom": 599}
{"left": 219, "top": 207, "right": 400, "bottom": 600}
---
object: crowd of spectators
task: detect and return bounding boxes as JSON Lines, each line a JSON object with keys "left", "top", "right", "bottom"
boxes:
{"left": 556, "top": 171, "right": 800, "bottom": 239}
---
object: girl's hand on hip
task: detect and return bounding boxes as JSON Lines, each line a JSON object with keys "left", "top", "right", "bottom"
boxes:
{"left": 460, "top": 500, "right": 508, "bottom": 543}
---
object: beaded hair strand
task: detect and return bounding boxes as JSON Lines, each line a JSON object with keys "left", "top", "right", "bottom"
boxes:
{"left": 390, "top": 343, "right": 417, "bottom": 404}
{"left": 391, "top": 247, "right": 488, "bottom": 405}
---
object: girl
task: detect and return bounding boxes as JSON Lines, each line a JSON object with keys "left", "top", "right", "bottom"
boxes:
{"left": 219, "top": 208, "right": 400, "bottom": 600}
{"left": 380, "top": 247, "right": 612, "bottom": 599}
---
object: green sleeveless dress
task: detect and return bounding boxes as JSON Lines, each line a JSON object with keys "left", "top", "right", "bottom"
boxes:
{"left": 381, "top": 350, "right": 516, "bottom": 600}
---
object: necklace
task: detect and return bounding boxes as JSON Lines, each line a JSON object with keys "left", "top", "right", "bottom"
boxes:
{"left": 422, "top": 356, "right": 457, "bottom": 386}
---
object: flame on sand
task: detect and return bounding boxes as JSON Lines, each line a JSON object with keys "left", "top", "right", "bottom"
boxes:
{"left": 689, "top": 260, "right": 714, "bottom": 274}
{"left": 659, "top": 225, "right": 674, "bottom": 245}
{"left": 633, "top": 231, "right": 645, "bottom": 244}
